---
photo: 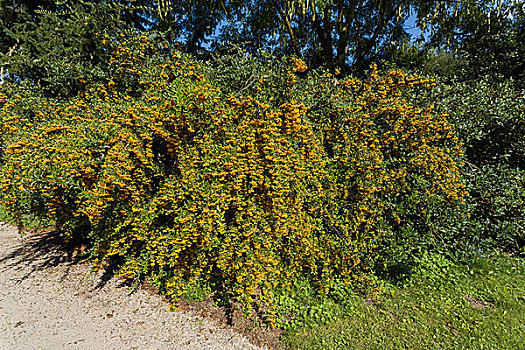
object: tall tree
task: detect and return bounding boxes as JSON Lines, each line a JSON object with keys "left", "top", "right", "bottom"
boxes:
{"left": 152, "top": 0, "right": 238, "bottom": 51}
{"left": 1, "top": 0, "right": 512, "bottom": 81}
{"left": 163, "top": 0, "right": 509, "bottom": 72}
{"left": 0, "top": 0, "right": 150, "bottom": 97}
{"left": 458, "top": 1, "right": 525, "bottom": 86}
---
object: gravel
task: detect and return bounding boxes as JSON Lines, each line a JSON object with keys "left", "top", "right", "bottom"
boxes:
{"left": 0, "top": 223, "right": 265, "bottom": 350}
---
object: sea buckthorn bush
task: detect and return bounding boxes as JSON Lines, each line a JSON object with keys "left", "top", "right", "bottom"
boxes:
{"left": 295, "top": 66, "right": 468, "bottom": 274}
{"left": 0, "top": 36, "right": 467, "bottom": 320}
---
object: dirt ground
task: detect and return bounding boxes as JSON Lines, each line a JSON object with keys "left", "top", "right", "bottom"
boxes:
{"left": 0, "top": 223, "right": 271, "bottom": 350}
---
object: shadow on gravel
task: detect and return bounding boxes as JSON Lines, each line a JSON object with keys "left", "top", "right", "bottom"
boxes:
{"left": 0, "top": 225, "right": 284, "bottom": 349}
{"left": 0, "top": 225, "right": 133, "bottom": 292}
{"left": 0, "top": 227, "right": 88, "bottom": 283}
{"left": 92, "top": 257, "right": 132, "bottom": 291}
{"left": 178, "top": 297, "right": 284, "bottom": 350}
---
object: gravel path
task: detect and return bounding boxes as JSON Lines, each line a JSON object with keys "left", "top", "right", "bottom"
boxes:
{"left": 0, "top": 223, "right": 264, "bottom": 350}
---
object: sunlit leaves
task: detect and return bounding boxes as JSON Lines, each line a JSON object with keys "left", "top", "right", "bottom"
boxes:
{"left": 0, "top": 35, "right": 467, "bottom": 323}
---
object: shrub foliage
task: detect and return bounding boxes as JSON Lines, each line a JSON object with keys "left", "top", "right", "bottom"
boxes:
{"left": 424, "top": 78, "right": 525, "bottom": 253}
{"left": 0, "top": 36, "right": 466, "bottom": 321}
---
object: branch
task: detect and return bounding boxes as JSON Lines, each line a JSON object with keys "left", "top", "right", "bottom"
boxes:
{"left": 272, "top": 0, "right": 302, "bottom": 57}
{"left": 235, "top": 74, "right": 259, "bottom": 96}
{"left": 311, "top": 5, "right": 334, "bottom": 67}
{"left": 354, "top": 0, "right": 404, "bottom": 69}
{"left": 335, "top": 0, "right": 358, "bottom": 69}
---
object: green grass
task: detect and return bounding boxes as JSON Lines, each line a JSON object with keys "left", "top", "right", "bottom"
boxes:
{"left": 281, "top": 253, "right": 525, "bottom": 350}
{"left": 0, "top": 205, "right": 7, "bottom": 222}
{"left": 0, "top": 206, "right": 53, "bottom": 230}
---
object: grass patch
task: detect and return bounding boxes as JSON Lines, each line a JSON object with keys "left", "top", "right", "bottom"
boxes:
{"left": 281, "top": 254, "right": 525, "bottom": 349}
{"left": 0, "top": 206, "right": 53, "bottom": 231}
{"left": 0, "top": 206, "right": 7, "bottom": 221}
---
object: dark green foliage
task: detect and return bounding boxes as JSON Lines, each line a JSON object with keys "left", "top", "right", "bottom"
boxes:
{"left": 2, "top": 1, "right": 512, "bottom": 79}
{"left": 455, "top": 2, "right": 525, "bottom": 89}
{"left": 0, "top": 0, "right": 149, "bottom": 98}
{"left": 413, "top": 78, "right": 525, "bottom": 255}
{"left": 204, "top": 46, "right": 296, "bottom": 107}
{"left": 383, "top": 24, "right": 525, "bottom": 256}
{"left": 384, "top": 2, "right": 524, "bottom": 89}
{"left": 212, "top": 0, "right": 504, "bottom": 72}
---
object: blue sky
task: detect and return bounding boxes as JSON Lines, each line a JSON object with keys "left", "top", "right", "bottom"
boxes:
{"left": 404, "top": 14, "right": 430, "bottom": 41}
{"left": 405, "top": 14, "right": 422, "bottom": 38}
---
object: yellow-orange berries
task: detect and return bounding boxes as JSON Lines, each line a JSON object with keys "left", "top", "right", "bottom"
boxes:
{"left": 0, "top": 37, "right": 465, "bottom": 325}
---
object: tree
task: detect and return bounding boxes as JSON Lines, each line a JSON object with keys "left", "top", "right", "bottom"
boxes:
{"left": 382, "top": 1, "right": 524, "bottom": 86}
{"left": 1, "top": 0, "right": 513, "bottom": 87}
{"left": 0, "top": 0, "right": 150, "bottom": 97}
{"left": 458, "top": 1, "right": 525, "bottom": 87}
{"left": 160, "top": 0, "right": 509, "bottom": 72}
{"left": 153, "top": 0, "right": 231, "bottom": 52}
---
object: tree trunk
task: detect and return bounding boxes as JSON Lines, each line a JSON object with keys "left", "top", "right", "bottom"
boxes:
{"left": 335, "top": 1, "right": 358, "bottom": 70}
{"left": 273, "top": 0, "right": 303, "bottom": 57}
{"left": 312, "top": 6, "right": 334, "bottom": 68}
{"left": 354, "top": 0, "right": 400, "bottom": 70}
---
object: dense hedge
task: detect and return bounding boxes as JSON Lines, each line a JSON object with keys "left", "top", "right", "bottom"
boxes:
{"left": 0, "top": 36, "right": 467, "bottom": 321}
{"left": 402, "top": 77, "right": 525, "bottom": 255}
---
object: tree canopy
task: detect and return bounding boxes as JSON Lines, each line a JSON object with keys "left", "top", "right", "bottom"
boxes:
{"left": 152, "top": 0, "right": 515, "bottom": 71}
{"left": 0, "top": 0, "right": 520, "bottom": 90}
{"left": 0, "top": 0, "right": 152, "bottom": 97}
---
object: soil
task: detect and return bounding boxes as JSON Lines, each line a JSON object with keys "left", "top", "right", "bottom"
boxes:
{"left": 0, "top": 223, "right": 280, "bottom": 350}
{"left": 464, "top": 296, "right": 495, "bottom": 310}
